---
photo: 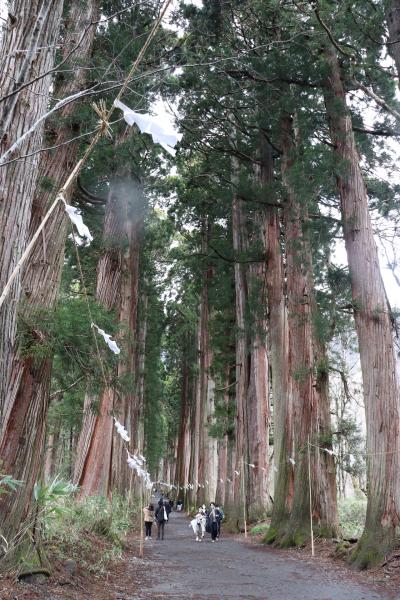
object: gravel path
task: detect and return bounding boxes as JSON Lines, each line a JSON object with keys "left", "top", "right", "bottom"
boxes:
{"left": 128, "top": 511, "right": 393, "bottom": 600}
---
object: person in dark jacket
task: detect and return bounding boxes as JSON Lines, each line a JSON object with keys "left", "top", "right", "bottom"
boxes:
{"left": 164, "top": 498, "right": 172, "bottom": 519}
{"left": 216, "top": 504, "right": 224, "bottom": 540}
{"left": 207, "top": 502, "right": 220, "bottom": 542}
{"left": 155, "top": 502, "right": 169, "bottom": 540}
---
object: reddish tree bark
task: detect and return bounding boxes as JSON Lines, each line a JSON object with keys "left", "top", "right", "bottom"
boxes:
{"left": 0, "top": 0, "right": 99, "bottom": 539}
{"left": 176, "top": 340, "right": 192, "bottom": 490}
{"left": 261, "top": 137, "right": 293, "bottom": 540}
{"left": 324, "top": 46, "right": 400, "bottom": 566}
{"left": 0, "top": 0, "right": 69, "bottom": 539}
{"left": 231, "top": 151, "right": 271, "bottom": 522}
{"left": 278, "top": 113, "right": 337, "bottom": 544}
{"left": 74, "top": 174, "right": 143, "bottom": 497}
{"left": 0, "top": 0, "right": 64, "bottom": 435}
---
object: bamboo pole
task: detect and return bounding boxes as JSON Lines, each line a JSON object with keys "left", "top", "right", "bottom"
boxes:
{"left": 139, "top": 466, "right": 144, "bottom": 558}
{"left": 241, "top": 456, "right": 247, "bottom": 538}
{"left": 307, "top": 435, "right": 314, "bottom": 557}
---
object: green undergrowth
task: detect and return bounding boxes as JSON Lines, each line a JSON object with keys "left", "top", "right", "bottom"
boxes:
{"left": 16, "top": 493, "right": 138, "bottom": 577}
{"left": 261, "top": 495, "right": 367, "bottom": 552}
{"left": 338, "top": 494, "right": 367, "bottom": 540}
{"left": 250, "top": 522, "right": 270, "bottom": 536}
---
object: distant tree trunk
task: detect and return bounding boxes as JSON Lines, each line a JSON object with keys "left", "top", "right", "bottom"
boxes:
{"left": 136, "top": 292, "right": 148, "bottom": 455}
{"left": 188, "top": 328, "right": 201, "bottom": 508}
{"left": 44, "top": 396, "right": 63, "bottom": 482}
{"left": 387, "top": 1, "right": 400, "bottom": 86}
{"left": 278, "top": 112, "right": 337, "bottom": 545}
{"left": 324, "top": 46, "right": 400, "bottom": 567}
{"left": 231, "top": 161, "right": 250, "bottom": 523}
{"left": 231, "top": 150, "right": 271, "bottom": 522}
{"left": 261, "top": 137, "right": 293, "bottom": 541}
{"left": 215, "top": 367, "right": 231, "bottom": 505}
{"left": 176, "top": 338, "right": 192, "bottom": 489}
{"left": 196, "top": 221, "right": 218, "bottom": 504}
{"left": 247, "top": 155, "right": 271, "bottom": 520}
{"left": 0, "top": 0, "right": 66, "bottom": 539}
{"left": 74, "top": 174, "right": 143, "bottom": 496}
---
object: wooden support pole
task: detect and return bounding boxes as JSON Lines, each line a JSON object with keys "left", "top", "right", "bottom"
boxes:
{"left": 307, "top": 435, "right": 314, "bottom": 557}
{"left": 241, "top": 456, "right": 247, "bottom": 538}
{"left": 138, "top": 447, "right": 144, "bottom": 559}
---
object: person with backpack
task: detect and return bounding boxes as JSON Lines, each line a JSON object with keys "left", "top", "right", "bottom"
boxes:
{"left": 155, "top": 501, "right": 169, "bottom": 540}
{"left": 165, "top": 498, "right": 172, "bottom": 517}
{"left": 143, "top": 503, "right": 155, "bottom": 540}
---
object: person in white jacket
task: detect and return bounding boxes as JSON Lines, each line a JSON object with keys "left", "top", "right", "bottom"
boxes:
{"left": 190, "top": 508, "right": 204, "bottom": 541}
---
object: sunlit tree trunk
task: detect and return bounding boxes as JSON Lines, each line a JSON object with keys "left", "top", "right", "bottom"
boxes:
{"left": 324, "top": 45, "right": 400, "bottom": 566}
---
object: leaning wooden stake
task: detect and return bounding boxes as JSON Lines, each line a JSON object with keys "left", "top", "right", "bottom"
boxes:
{"left": 241, "top": 456, "right": 247, "bottom": 538}
{"left": 307, "top": 436, "right": 314, "bottom": 557}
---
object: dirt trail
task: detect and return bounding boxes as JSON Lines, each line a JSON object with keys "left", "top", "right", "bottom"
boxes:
{"left": 126, "top": 511, "right": 394, "bottom": 600}
{"left": 1, "top": 510, "right": 396, "bottom": 599}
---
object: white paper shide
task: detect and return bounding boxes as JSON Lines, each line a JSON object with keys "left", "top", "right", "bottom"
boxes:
{"left": 92, "top": 323, "right": 120, "bottom": 354}
{"left": 114, "top": 100, "right": 182, "bottom": 156}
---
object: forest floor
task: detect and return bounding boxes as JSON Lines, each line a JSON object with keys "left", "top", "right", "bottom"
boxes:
{"left": 1, "top": 511, "right": 399, "bottom": 599}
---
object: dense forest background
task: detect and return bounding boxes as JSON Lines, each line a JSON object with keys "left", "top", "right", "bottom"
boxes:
{"left": 1, "top": 0, "right": 400, "bottom": 574}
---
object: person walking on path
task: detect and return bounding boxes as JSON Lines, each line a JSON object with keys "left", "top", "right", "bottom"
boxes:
{"left": 165, "top": 498, "right": 172, "bottom": 518}
{"left": 207, "top": 502, "right": 220, "bottom": 543}
{"left": 190, "top": 509, "right": 203, "bottom": 542}
{"left": 216, "top": 504, "right": 224, "bottom": 540}
{"left": 143, "top": 503, "right": 155, "bottom": 540}
{"left": 155, "top": 501, "right": 169, "bottom": 540}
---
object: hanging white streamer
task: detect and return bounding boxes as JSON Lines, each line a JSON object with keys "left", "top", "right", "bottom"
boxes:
{"left": 92, "top": 323, "right": 121, "bottom": 355}
{"left": 114, "top": 99, "right": 183, "bottom": 156}
{"left": 114, "top": 417, "right": 130, "bottom": 442}
{"left": 63, "top": 200, "right": 93, "bottom": 243}
{"left": 324, "top": 448, "right": 335, "bottom": 456}
{"left": 248, "top": 463, "right": 255, "bottom": 469}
